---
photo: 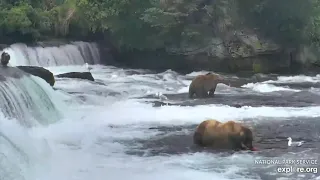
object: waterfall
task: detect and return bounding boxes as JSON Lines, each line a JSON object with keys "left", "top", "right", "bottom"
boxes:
{"left": 0, "top": 111, "right": 51, "bottom": 180}
{"left": 0, "top": 75, "right": 63, "bottom": 127}
{"left": 0, "top": 41, "right": 100, "bottom": 180}
{"left": 0, "top": 118, "right": 30, "bottom": 180}
{"left": 0, "top": 41, "right": 101, "bottom": 67}
{"left": 0, "top": 40, "right": 101, "bottom": 180}
{"left": 0, "top": 66, "right": 66, "bottom": 180}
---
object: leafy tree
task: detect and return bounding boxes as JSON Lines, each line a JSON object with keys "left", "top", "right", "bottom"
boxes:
{"left": 239, "top": 0, "right": 314, "bottom": 47}
{"left": 1, "top": 0, "right": 320, "bottom": 54}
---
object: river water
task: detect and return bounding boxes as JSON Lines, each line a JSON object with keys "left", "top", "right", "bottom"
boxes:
{"left": 0, "top": 42, "right": 319, "bottom": 180}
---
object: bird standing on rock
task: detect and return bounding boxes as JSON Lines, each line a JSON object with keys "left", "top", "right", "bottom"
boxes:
{"left": 155, "top": 92, "right": 168, "bottom": 102}
{"left": 84, "top": 63, "right": 92, "bottom": 72}
{"left": 287, "top": 137, "right": 304, "bottom": 147}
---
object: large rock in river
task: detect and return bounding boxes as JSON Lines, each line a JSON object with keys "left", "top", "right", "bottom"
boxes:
{"left": 16, "top": 66, "right": 55, "bottom": 86}
{"left": 56, "top": 72, "right": 94, "bottom": 81}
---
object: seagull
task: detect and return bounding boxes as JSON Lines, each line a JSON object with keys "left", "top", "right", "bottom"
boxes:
{"left": 287, "top": 137, "right": 304, "bottom": 147}
{"left": 155, "top": 92, "right": 168, "bottom": 101}
{"left": 84, "top": 63, "right": 92, "bottom": 72}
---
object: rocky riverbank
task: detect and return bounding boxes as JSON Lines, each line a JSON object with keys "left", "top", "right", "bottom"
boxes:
{"left": 1, "top": 38, "right": 320, "bottom": 76}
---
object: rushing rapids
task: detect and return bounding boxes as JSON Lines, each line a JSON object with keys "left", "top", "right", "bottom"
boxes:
{"left": 0, "top": 42, "right": 319, "bottom": 180}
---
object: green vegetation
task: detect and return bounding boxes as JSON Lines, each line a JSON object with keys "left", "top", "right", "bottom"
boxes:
{"left": 1, "top": 0, "right": 320, "bottom": 52}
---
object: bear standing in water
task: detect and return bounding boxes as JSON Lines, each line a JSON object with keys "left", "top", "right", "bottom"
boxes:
{"left": 188, "top": 72, "right": 225, "bottom": 98}
{"left": 1, "top": 52, "right": 10, "bottom": 67}
{"left": 193, "top": 119, "right": 257, "bottom": 151}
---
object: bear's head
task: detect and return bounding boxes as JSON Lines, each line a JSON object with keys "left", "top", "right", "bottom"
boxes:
{"left": 240, "top": 127, "right": 257, "bottom": 151}
{"left": 205, "top": 73, "right": 224, "bottom": 83}
{"left": 1, "top": 52, "right": 10, "bottom": 66}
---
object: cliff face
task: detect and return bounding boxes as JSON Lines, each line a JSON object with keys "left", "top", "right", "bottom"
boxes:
{"left": 116, "top": 0, "right": 299, "bottom": 74}
{"left": 181, "top": 27, "right": 286, "bottom": 73}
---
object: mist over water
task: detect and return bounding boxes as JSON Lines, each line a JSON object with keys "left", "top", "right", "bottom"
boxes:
{"left": 0, "top": 42, "right": 319, "bottom": 180}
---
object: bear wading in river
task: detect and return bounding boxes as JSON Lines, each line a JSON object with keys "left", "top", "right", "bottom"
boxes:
{"left": 1, "top": 52, "right": 10, "bottom": 67}
{"left": 188, "top": 73, "right": 225, "bottom": 99}
{"left": 193, "top": 119, "right": 257, "bottom": 151}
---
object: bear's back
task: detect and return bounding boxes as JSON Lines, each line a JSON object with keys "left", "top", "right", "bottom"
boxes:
{"left": 219, "top": 121, "right": 244, "bottom": 135}
{"left": 195, "top": 119, "right": 220, "bottom": 134}
{"left": 202, "top": 120, "right": 227, "bottom": 143}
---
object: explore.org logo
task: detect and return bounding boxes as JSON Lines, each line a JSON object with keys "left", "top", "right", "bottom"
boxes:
{"left": 254, "top": 158, "right": 318, "bottom": 174}
{"left": 277, "top": 166, "right": 318, "bottom": 174}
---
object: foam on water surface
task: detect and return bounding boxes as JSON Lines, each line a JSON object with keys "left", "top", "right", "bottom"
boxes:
{"left": 265, "top": 74, "right": 320, "bottom": 84}
{"left": 242, "top": 82, "right": 301, "bottom": 93}
{"left": 24, "top": 66, "right": 320, "bottom": 180}
{"left": 1, "top": 44, "right": 320, "bottom": 180}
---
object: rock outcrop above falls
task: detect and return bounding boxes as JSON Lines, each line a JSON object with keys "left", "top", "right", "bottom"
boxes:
{"left": 17, "top": 66, "right": 55, "bottom": 86}
{"left": 56, "top": 72, "right": 95, "bottom": 81}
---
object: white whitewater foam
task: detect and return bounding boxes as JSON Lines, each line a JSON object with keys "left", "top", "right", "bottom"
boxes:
{"left": 0, "top": 72, "right": 68, "bottom": 180}
{"left": 309, "top": 87, "right": 320, "bottom": 95}
{"left": 26, "top": 102, "right": 268, "bottom": 180}
{"left": 265, "top": 74, "right": 320, "bottom": 84}
{"left": 1, "top": 64, "right": 319, "bottom": 180}
{"left": 66, "top": 99, "right": 320, "bottom": 126}
{"left": 26, "top": 96, "right": 320, "bottom": 180}
{"left": 0, "top": 113, "right": 50, "bottom": 180}
{"left": 242, "top": 82, "right": 301, "bottom": 93}
{"left": 0, "top": 41, "right": 100, "bottom": 67}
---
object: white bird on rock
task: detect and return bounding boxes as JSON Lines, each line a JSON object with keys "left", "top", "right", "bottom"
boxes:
{"left": 155, "top": 92, "right": 168, "bottom": 101}
{"left": 287, "top": 137, "right": 304, "bottom": 147}
{"left": 84, "top": 63, "right": 92, "bottom": 72}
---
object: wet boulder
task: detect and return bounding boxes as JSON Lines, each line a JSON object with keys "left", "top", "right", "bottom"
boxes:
{"left": 16, "top": 66, "right": 55, "bottom": 86}
{"left": 56, "top": 72, "right": 94, "bottom": 81}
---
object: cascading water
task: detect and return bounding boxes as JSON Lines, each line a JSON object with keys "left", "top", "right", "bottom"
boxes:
{"left": 0, "top": 114, "right": 33, "bottom": 180}
{"left": 0, "top": 69, "right": 66, "bottom": 180}
{"left": 0, "top": 41, "right": 101, "bottom": 67}
{"left": 0, "top": 75, "right": 62, "bottom": 127}
{"left": 0, "top": 110, "right": 52, "bottom": 180}
{"left": 0, "top": 40, "right": 99, "bottom": 180}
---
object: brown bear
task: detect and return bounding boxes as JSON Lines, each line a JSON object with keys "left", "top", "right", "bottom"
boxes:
{"left": 1, "top": 52, "right": 10, "bottom": 67}
{"left": 188, "top": 72, "right": 225, "bottom": 98}
{"left": 193, "top": 119, "right": 257, "bottom": 151}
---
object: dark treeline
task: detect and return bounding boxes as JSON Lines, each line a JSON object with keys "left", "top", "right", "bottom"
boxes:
{"left": 1, "top": 0, "right": 320, "bottom": 47}
{"left": 2, "top": 0, "right": 320, "bottom": 73}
